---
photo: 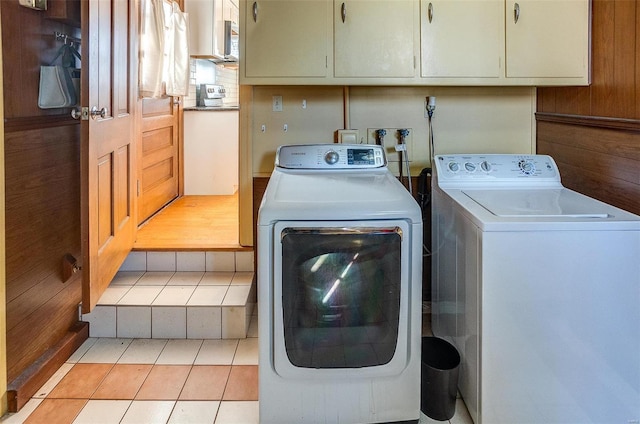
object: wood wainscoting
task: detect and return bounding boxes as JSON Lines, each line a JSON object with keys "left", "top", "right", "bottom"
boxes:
{"left": 536, "top": 115, "right": 640, "bottom": 216}
{"left": 1, "top": 0, "right": 86, "bottom": 403}
{"left": 4, "top": 120, "right": 86, "bottom": 411}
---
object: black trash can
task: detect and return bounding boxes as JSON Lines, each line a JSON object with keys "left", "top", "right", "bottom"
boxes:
{"left": 421, "top": 336, "right": 460, "bottom": 421}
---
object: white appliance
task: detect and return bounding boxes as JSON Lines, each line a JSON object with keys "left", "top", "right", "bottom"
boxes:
{"left": 258, "top": 144, "right": 422, "bottom": 424}
{"left": 431, "top": 154, "right": 640, "bottom": 424}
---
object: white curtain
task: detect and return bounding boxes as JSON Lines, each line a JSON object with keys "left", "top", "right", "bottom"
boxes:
{"left": 165, "top": 1, "right": 190, "bottom": 96}
{"left": 139, "top": 0, "right": 190, "bottom": 98}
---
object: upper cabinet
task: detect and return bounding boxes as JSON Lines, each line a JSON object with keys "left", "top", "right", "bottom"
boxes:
{"left": 505, "top": 0, "right": 590, "bottom": 80}
{"left": 187, "top": 0, "right": 239, "bottom": 59}
{"left": 420, "top": 0, "right": 503, "bottom": 80}
{"left": 240, "top": 0, "right": 590, "bottom": 86}
{"left": 334, "top": 1, "right": 418, "bottom": 78}
{"left": 243, "top": 0, "right": 330, "bottom": 78}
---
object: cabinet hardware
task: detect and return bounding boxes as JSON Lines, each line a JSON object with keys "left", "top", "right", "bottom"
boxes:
{"left": 90, "top": 106, "right": 107, "bottom": 120}
{"left": 252, "top": 2, "right": 258, "bottom": 22}
{"left": 71, "top": 108, "right": 82, "bottom": 120}
{"left": 341, "top": 2, "right": 346, "bottom": 23}
{"left": 428, "top": 2, "right": 433, "bottom": 23}
{"left": 514, "top": 2, "right": 520, "bottom": 23}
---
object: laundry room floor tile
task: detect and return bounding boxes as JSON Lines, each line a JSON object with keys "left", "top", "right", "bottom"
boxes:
{"left": 223, "top": 366, "right": 259, "bottom": 401}
{"left": 47, "top": 363, "right": 113, "bottom": 399}
{"left": 22, "top": 399, "right": 87, "bottom": 424}
{"left": 91, "top": 364, "right": 152, "bottom": 399}
{"left": 179, "top": 365, "right": 231, "bottom": 400}
{"left": 135, "top": 365, "right": 191, "bottom": 400}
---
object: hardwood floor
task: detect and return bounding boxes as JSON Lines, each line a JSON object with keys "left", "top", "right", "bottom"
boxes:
{"left": 133, "top": 194, "right": 247, "bottom": 251}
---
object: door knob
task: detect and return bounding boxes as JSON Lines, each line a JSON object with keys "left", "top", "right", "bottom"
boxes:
{"left": 90, "top": 106, "right": 108, "bottom": 120}
{"left": 71, "top": 108, "right": 82, "bottom": 120}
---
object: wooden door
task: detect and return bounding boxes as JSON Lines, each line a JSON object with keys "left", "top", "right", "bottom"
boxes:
{"left": 138, "top": 97, "right": 180, "bottom": 225}
{"left": 81, "top": 0, "right": 137, "bottom": 313}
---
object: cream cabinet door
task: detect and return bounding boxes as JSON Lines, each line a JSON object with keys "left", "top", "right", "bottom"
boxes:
{"left": 186, "top": 0, "right": 220, "bottom": 57}
{"left": 505, "top": 0, "right": 589, "bottom": 79}
{"left": 421, "top": 0, "right": 503, "bottom": 78}
{"left": 334, "top": 0, "right": 418, "bottom": 78}
{"left": 244, "top": 0, "right": 330, "bottom": 78}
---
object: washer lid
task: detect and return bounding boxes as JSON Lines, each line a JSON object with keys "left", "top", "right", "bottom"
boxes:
{"left": 463, "top": 189, "right": 613, "bottom": 218}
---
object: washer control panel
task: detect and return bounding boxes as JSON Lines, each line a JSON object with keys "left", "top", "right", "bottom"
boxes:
{"left": 435, "top": 154, "right": 561, "bottom": 187}
{"left": 276, "top": 144, "right": 386, "bottom": 169}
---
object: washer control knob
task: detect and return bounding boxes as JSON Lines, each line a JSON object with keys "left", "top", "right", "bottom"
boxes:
{"left": 464, "top": 162, "right": 477, "bottom": 173}
{"left": 324, "top": 150, "right": 339, "bottom": 165}
{"left": 480, "top": 160, "right": 492, "bottom": 172}
{"left": 448, "top": 161, "right": 460, "bottom": 173}
{"left": 518, "top": 159, "right": 536, "bottom": 175}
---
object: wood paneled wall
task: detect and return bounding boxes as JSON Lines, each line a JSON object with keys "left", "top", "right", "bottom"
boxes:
{"left": 537, "top": 0, "right": 640, "bottom": 216}
{"left": 1, "top": 0, "right": 84, "bottom": 406}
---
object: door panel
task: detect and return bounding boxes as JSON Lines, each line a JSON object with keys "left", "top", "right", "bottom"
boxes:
{"left": 138, "top": 97, "right": 179, "bottom": 224}
{"left": 82, "top": 0, "right": 137, "bottom": 313}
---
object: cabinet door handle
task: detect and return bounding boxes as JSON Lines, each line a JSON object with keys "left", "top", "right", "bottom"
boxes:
{"left": 514, "top": 2, "right": 520, "bottom": 23}
{"left": 252, "top": 1, "right": 258, "bottom": 22}
{"left": 341, "top": 2, "right": 346, "bottom": 23}
{"left": 428, "top": 2, "right": 433, "bottom": 23}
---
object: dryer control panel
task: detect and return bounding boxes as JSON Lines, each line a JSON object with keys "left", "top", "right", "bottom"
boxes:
{"left": 435, "top": 154, "right": 561, "bottom": 188}
{"left": 276, "top": 144, "right": 386, "bottom": 169}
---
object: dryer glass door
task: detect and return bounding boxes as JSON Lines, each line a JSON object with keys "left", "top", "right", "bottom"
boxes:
{"left": 280, "top": 226, "right": 402, "bottom": 369}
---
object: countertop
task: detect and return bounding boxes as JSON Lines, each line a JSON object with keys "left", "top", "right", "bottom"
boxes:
{"left": 184, "top": 105, "right": 239, "bottom": 112}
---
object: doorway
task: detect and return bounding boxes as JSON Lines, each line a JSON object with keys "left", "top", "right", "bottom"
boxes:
{"left": 135, "top": 52, "right": 241, "bottom": 250}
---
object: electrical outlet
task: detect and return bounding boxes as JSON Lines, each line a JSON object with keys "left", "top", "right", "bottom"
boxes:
{"left": 272, "top": 95, "right": 283, "bottom": 112}
{"left": 367, "top": 128, "right": 413, "bottom": 175}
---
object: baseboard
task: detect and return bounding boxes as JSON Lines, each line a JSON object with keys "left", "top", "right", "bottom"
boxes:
{"left": 6, "top": 321, "right": 88, "bottom": 412}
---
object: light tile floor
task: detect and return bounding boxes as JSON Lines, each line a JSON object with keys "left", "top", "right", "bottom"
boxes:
{"left": 1, "top": 312, "right": 473, "bottom": 424}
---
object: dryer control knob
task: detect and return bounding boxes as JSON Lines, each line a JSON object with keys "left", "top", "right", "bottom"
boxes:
{"left": 464, "top": 162, "right": 477, "bottom": 172}
{"left": 480, "top": 160, "right": 492, "bottom": 172}
{"left": 448, "top": 161, "right": 460, "bottom": 173}
{"left": 324, "top": 150, "right": 339, "bottom": 165}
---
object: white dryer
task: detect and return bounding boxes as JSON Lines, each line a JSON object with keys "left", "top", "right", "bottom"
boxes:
{"left": 258, "top": 144, "right": 422, "bottom": 424}
{"left": 431, "top": 154, "right": 640, "bottom": 424}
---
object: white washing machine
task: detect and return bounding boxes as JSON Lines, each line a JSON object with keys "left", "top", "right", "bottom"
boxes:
{"left": 431, "top": 154, "right": 640, "bottom": 424}
{"left": 258, "top": 144, "right": 422, "bottom": 424}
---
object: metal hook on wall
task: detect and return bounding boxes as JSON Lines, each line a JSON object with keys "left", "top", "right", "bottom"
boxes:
{"left": 54, "top": 31, "right": 81, "bottom": 46}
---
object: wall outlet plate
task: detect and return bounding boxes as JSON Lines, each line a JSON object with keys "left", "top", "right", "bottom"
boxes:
{"left": 19, "top": 0, "right": 47, "bottom": 10}
{"left": 337, "top": 129, "right": 359, "bottom": 144}
{"left": 272, "top": 95, "right": 283, "bottom": 112}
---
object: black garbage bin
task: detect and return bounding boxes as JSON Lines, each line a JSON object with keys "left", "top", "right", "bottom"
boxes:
{"left": 421, "top": 336, "right": 460, "bottom": 421}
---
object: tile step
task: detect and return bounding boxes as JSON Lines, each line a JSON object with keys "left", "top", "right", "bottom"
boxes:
{"left": 82, "top": 271, "right": 256, "bottom": 340}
